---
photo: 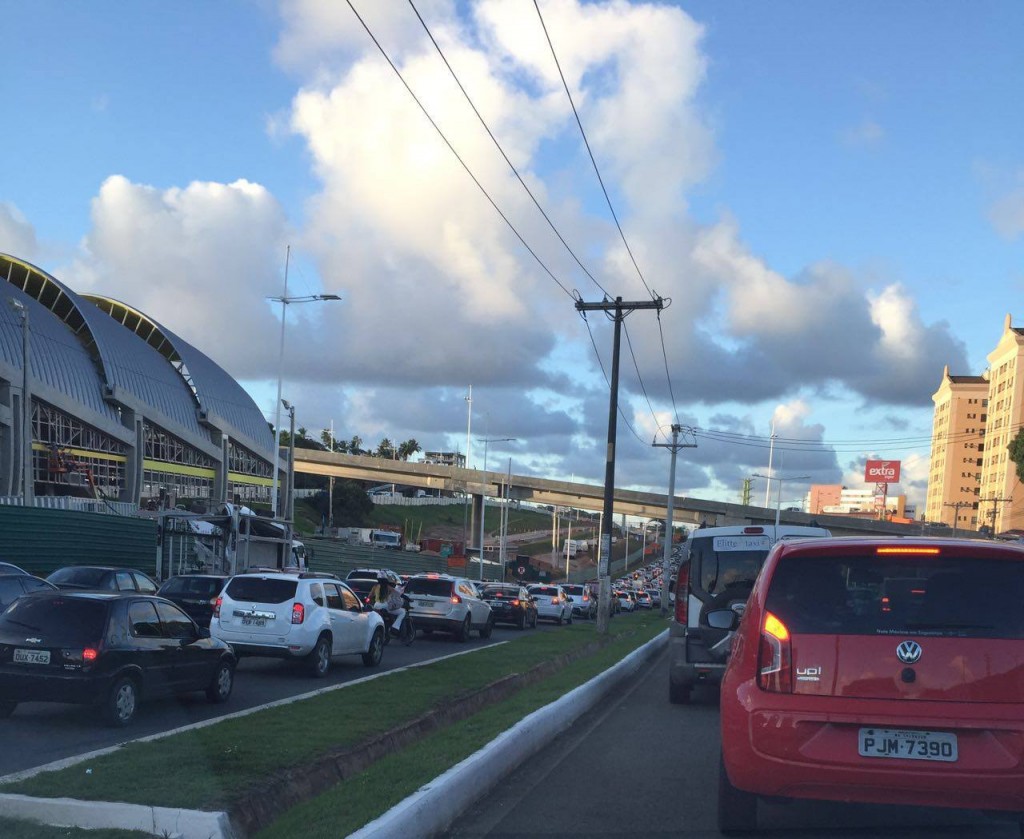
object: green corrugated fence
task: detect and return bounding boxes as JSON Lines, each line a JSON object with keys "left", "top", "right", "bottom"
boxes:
{"left": 0, "top": 506, "right": 157, "bottom": 578}
{"left": 303, "top": 537, "right": 447, "bottom": 578}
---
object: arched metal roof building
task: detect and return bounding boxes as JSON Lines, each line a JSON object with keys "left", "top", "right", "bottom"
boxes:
{"left": 1, "top": 252, "right": 275, "bottom": 507}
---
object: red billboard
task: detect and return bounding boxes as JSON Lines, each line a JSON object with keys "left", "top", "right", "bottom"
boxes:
{"left": 864, "top": 459, "right": 901, "bottom": 483}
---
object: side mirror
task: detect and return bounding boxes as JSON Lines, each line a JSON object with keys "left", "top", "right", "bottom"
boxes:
{"left": 705, "top": 609, "right": 738, "bottom": 630}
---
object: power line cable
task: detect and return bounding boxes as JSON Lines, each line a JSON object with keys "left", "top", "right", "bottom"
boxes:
{"left": 580, "top": 312, "right": 647, "bottom": 446}
{"left": 656, "top": 308, "right": 680, "bottom": 426}
{"left": 406, "top": 0, "right": 611, "bottom": 300}
{"left": 533, "top": 0, "right": 655, "bottom": 301}
{"left": 344, "top": 0, "right": 576, "bottom": 301}
{"left": 622, "top": 319, "right": 663, "bottom": 441}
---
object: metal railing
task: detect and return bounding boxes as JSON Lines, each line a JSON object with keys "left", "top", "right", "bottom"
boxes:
{"left": 0, "top": 495, "right": 137, "bottom": 517}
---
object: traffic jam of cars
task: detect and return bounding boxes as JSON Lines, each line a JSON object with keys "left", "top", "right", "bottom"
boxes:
{"left": 0, "top": 562, "right": 609, "bottom": 728}
{"left": 667, "top": 525, "right": 1024, "bottom": 834}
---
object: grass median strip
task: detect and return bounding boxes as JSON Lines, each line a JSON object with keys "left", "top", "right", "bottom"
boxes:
{"left": 0, "top": 816, "right": 151, "bottom": 839}
{"left": 256, "top": 616, "right": 666, "bottom": 838}
{"left": 2, "top": 614, "right": 663, "bottom": 814}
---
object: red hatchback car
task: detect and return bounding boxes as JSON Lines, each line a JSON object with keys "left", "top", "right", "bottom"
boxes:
{"left": 718, "top": 537, "right": 1024, "bottom": 834}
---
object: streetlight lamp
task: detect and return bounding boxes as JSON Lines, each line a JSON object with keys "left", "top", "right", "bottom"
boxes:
{"left": 477, "top": 436, "right": 514, "bottom": 582}
{"left": 752, "top": 473, "right": 811, "bottom": 531}
{"left": 267, "top": 247, "right": 340, "bottom": 518}
{"left": 8, "top": 297, "right": 32, "bottom": 503}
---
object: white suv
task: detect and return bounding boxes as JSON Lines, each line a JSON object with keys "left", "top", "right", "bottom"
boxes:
{"left": 402, "top": 574, "right": 493, "bottom": 641}
{"left": 211, "top": 571, "right": 385, "bottom": 677}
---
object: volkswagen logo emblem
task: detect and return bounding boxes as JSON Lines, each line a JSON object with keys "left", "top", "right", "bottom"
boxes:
{"left": 896, "top": 640, "right": 922, "bottom": 664}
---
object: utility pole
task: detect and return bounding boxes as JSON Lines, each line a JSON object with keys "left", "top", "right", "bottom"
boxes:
{"left": 983, "top": 495, "right": 1012, "bottom": 536}
{"left": 328, "top": 419, "right": 335, "bottom": 533}
{"left": 740, "top": 477, "right": 752, "bottom": 506}
{"left": 764, "top": 418, "right": 776, "bottom": 507}
{"left": 576, "top": 295, "right": 663, "bottom": 633}
{"left": 943, "top": 500, "right": 970, "bottom": 538}
{"left": 654, "top": 425, "right": 696, "bottom": 615}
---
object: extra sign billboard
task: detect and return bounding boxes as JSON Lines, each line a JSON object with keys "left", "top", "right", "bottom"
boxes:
{"left": 864, "top": 459, "right": 901, "bottom": 484}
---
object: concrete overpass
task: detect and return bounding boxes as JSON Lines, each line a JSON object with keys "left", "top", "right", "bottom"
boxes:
{"left": 292, "top": 450, "right": 942, "bottom": 541}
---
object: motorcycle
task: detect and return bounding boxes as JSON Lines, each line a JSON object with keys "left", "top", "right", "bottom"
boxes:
{"left": 376, "top": 594, "right": 415, "bottom": 646}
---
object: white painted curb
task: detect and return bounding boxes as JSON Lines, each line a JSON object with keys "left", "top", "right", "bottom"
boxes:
{"left": 0, "top": 793, "right": 233, "bottom": 838}
{"left": 349, "top": 628, "right": 669, "bottom": 839}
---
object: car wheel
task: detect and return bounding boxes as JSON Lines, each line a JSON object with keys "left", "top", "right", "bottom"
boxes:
{"left": 206, "top": 659, "right": 234, "bottom": 704}
{"left": 104, "top": 676, "right": 139, "bottom": 727}
{"left": 718, "top": 751, "right": 757, "bottom": 834}
{"left": 308, "top": 634, "right": 332, "bottom": 678}
{"left": 457, "top": 614, "right": 472, "bottom": 642}
{"left": 362, "top": 627, "right": 384, "bottom": 666}
{"left": 0, "top": 701, "right": 16, "bottom": 718}
{"left": 479, "top": 615, "right": 494, "bottom": 639}
{"left": 669, "top": 679, "right": 691, "bottom": 705}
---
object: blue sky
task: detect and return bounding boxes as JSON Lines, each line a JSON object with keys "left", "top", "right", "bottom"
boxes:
{"left": 2, "top": 0, "right": 1023, "bottom": 513}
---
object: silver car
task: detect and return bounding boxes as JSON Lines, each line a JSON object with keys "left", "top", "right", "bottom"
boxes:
{"left": 402, "top": 574, "right": 493, "bottom": 641}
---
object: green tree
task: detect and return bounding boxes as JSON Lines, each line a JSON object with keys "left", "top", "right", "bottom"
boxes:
{"left": 376, "top": 438, "right": 396, "bottom": 459}
{"left": 1008, "top": 428, "right": 1024, "bottom": 484}
{"left": 349, "top": 435, "right": 363, "bottom": 455}
{"left": 309, "top": 480, "right": 374, "bottom": 526}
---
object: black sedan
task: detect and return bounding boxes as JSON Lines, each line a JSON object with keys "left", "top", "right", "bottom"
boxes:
{"left": 0, "top": 591, "right": 236, "bottom": 726}
{"left": 479, "top": 583, "right": 538, "bottom": 629}
{"left": 157, "top": 574, "right": 229, "bottom": 628}
{"left": 0, "top": 573, "right": 58, "bottom": 611}
{"left": 47, "top": 566, "right": 159, "bottom": 593}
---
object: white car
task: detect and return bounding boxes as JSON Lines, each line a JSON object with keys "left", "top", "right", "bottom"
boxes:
{"left": 527, "top": 584, "right": 573, "bottom": 625}
{"left": 211, "top": 571, "right": 385, "bottom": 677}
{"left": 402, "top": 574, "right": 493, "bottom": 640}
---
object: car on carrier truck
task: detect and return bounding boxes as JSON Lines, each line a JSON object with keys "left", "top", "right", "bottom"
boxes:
{"left": 668, "top": 524, "right": 831, "bottom": 705}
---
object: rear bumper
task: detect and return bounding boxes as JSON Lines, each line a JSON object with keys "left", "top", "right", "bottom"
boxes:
{"left": 721, "top": 680, "right": 1024, "bottom": 812}
{"left": 668, "top": 628, "right": 725, "bottom": 688}
{"left": 413, "top": 614, "right": 464, "bottom": 634}
{"left": 0, "top": 666, "right": 109, "bottom": 705}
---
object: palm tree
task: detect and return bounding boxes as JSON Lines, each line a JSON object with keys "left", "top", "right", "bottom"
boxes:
{"left": 349, "top": 435, "right": 363, "bottom": 455}
{"left": 398, "top": 439, "right": 421, "bottom": 461}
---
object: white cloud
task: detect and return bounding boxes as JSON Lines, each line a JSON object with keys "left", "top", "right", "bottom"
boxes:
{"left": 0, "top": 203, "right": 39, "bottom": 258}
{"left": 841, "top": 118, "right": 884, "bottom": 148}
{"left": 69, "top": 175, "right": 291, "bottom": 381}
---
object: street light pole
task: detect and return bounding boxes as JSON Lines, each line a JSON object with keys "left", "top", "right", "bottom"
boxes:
{"left": 752, "top": 472, "right": 811, "bottom": 535}
{"left": 267, "top": 249, "right": 340, "bottom": 518}
{"left": 8, "top": 298, "right": 33, "bottom": 503}
{"left": 478, "top": 436, "right": 513, "bottom": 582}
{"left": 283, "top": 400, "right": 296, "bottom": 522}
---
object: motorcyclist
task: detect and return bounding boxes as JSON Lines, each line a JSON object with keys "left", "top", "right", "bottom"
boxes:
{"left": 370, "top": 573, "right": 405, "bottom": 631}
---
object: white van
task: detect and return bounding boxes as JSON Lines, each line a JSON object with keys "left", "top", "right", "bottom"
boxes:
{"left": 668, "top": 523, "right": 831, "bottom": 704}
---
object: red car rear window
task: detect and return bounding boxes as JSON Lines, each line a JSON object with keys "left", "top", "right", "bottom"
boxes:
{"left": 765, "top": 554, "right": 1024, "bottom": 639}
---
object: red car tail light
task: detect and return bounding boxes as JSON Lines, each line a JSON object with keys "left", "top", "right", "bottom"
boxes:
{"left": 674, "top": 563, "right": 690, "bottom": 624}
{"left": 213, "top": 596, "right": 223, "bottom": 618}
{"left": 757, "top": 611, "right": 793, "bottom": 693}
{"left": 291, "top": 602, "right": 305, "bottom": 624}
{"left": 451, "top": 594, "right": 462, "bottom": 604}
{"left": 551, "top": 597, "right": 560, "bottom": 604}
{"left": 512, "top": 599, "right": 521, "bottom": 607}
{"left": 82, "top": 647, "right": 99, "bottom": 662}
{"left": 876, "top": 546, "right": 941, "bottom": 555}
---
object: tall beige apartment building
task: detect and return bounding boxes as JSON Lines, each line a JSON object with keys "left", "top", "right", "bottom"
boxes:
{"left": 978, "top": 315, "right": 1024, "bottom": 532}
{"left": 927, "top": 314, "right": 1024, "bottom": 533}
{"left": 926, "top": 366, "right": 988, "bottom": 529}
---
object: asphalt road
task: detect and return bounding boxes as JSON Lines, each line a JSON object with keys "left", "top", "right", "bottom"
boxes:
{"left": 448, "top": 647, "right": 1020, "bottom": 838}
{"left": 0, "top": 623, "right": 545, "bottom": 778}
